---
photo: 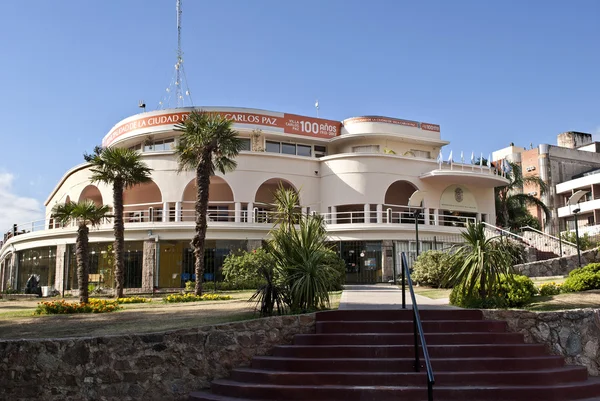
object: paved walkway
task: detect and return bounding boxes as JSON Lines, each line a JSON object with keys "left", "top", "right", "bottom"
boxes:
{"left": 339, "top": 284, "right": 458, "bottom": 310}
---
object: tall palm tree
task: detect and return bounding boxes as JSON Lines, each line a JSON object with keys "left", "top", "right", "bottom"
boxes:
{"left": 84, "top": 147, "right": 152, "bottom": 298}
{"left": 52, "top": 201, "right": 110, "bottom": 303}
{"left": 443, "top": 222, "right": 514, "bottom": 299}
{"left": 271, "top": 183, "right": 300, "bottom": 233}
{"left": 496, "top": 161, "right": 550, "bottom": 230}
{"left": 175, "top": 111, "right": 243, "bottom": 296}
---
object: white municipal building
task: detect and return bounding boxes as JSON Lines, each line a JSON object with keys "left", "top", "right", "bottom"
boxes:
{"left": 0, "top": 106, "right": 508, "bottom": 293}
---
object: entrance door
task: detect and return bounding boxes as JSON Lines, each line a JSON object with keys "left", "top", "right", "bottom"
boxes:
{"left": 339, "top": 241, "right": 382, "bottom": 284}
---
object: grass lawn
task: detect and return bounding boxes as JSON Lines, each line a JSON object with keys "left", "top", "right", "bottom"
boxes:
{"left": 412, "top": 286, "right": 452, "bottom": 299}
{"left": 525, "top": 289, "right": 600, "bottom": 311}
{"left": 0, "top": 289, "right": 342, "bottom": 340}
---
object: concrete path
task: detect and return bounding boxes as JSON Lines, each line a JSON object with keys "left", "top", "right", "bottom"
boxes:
{"left": 339, "top": 284, "right": 458, "bottom": 310}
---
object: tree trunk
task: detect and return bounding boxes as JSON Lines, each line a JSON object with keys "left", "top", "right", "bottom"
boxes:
{"left": 77, "top": 223, "right": 90, "bottom": 303}
{"left": 113, "top": 179, "right": 125, "bottom": 299}
{"left": 193, "top": 151, "right": 212, "bottom": 296}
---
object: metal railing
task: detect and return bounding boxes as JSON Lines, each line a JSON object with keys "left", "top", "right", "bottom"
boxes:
{"left": 400, "top": 251, "right": 434, "bottom": 401}
{"left": 520, "top": 225, "right": 577, "bottom": 256}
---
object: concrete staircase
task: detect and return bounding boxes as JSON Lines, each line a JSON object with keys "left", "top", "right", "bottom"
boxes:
{"left": 189, "top": 309, "right": 600, "bottom": 401}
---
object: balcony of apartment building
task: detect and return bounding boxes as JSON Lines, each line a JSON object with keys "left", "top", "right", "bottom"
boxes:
{"left": 556, "top": 172, "right": 600, "bottom": 235}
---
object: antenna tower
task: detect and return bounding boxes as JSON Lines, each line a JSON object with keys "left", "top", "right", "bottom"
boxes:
{"left": 158, "top": 0, "right": 194, "bottom": 109}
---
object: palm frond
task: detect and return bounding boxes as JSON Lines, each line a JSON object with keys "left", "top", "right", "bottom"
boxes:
{"left": 87, "top": 147, "right": 153, "bottom": 188}
{"left": 510, "top": 193, "right": 551, "bottom": 221}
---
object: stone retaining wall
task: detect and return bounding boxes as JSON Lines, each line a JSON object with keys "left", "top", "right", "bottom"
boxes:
{"left": 482, "top": 309, "right": 600, "bottom": 375}
{"left": 514, "top": 249, "right": 600, "bottom": 277}
{"left": 0, "top": 314, "right": 316, "bottom": 401}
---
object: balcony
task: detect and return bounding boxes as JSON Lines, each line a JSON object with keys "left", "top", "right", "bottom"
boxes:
{"left": 420, "top": 162, "right": 509, "bottom": 187}
{"left": 557, "top": 198, "right": 600, "bottom": 217}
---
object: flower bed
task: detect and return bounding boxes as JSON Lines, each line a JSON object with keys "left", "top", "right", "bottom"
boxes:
{"left": 163, "top": 293, "right": 233, "bottom": 303}
{"left": 34, "top": 299, "right": 121, "bottom": 315}
{"left": 116, "top": 296, "right": 151, "bottom": 304}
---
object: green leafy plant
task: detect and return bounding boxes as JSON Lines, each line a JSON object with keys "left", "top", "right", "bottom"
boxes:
{"left": 538, "top": 282, "right": 562, "bottom": 296}
{"left": 34, "top": 299, "right": 121, "bottom": 315}
{"left": 185, "top": 280, "right": 195, "bottom": 292}
{"left": 222, "top": 248, "right": 270, "bottom": 287}
{"left": 412, "top": 251, "right": 453, "bottom": 288}
{"left": 117, "top": 296, "right": 150, "bottom": 304}
{"left": 449, "top": 274, "right": 536, "bottom": 308}
{"left": 562, "top": 263, "right": 600, "bottom": 292}
{"left": 560, "top": 232, "right": 597, "bottom": 251}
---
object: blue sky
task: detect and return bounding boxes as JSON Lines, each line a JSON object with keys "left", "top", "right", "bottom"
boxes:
{"left": 0, "top": 0, "right": 599, "bottom": 228}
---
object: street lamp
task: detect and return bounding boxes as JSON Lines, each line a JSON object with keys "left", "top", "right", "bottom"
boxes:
{"left": 408, "top": 190, "right": 426, "bottom": 259}
{"left": 567, "top": 190, "right": 588, "bottom": 267}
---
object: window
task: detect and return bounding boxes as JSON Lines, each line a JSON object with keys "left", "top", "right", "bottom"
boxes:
{"left": 352, "top": 145, "right": 380, "bottom": 153}
{"left": 588, "top": 216, "right": 595, "bottom": 226}
{"left": 282, "top": 143, "right": 296, "bottom": 155}
{"left": 136, "top": 137, "right": 176, "bottom": 152}
{"left": 314, "top": 145, "right": 327, "bottom": 157}
{"left": 297, "top": 144, "right": 312, "bottom": 157}
{"left": 239, "top": 138, "right": 251, "bottom": 151}
{"left": 266, "top": 141, "right": 280, "bottom": 153}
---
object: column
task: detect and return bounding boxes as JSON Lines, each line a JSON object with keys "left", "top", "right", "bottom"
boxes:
{"left": 476, "top": 212, "right": 482, "bottom": 224}
{"left": 433, "top": 209, "right": 439, "bottom": 226}
{"left": 162, "top": 202, "right": 169, "bottom": 222}
{"left": 142, "top": 240, "right": 156, "bottom": 293}
{"left": 54, "top": 244, "right": 67, "bottom": 294}
{"left": 424, "top": 208, "right": 430, "bottom": 225}
{"left": 364, "top": 203, "right": 371, "bottom": 223}
{"left": 247, "top": 202, "right": 254, "bottom": 223}
{"left": 376, "top": 204, "right": 383, "bottom": 224}
{"left": 234, "top": 202, "right": 241, "bottom": 223}
{"left": 331, "top": 206, "right": 337, "bottom": 224}
{"left": 175, "top": 201, "right": 182, "bottom": 222}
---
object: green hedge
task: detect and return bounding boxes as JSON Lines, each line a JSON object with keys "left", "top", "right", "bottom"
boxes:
{"left": 412, "top": 251, "right": 453, "bottom": 288}
{"left": 562, "top": 263, "right": 600, "bottom": 292}
{"left": 449, "top": 275, "right": 537, "bottom": 308}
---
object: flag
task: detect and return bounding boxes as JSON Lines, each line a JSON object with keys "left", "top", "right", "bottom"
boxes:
{"left": 460, "top": 151, "right": 464, "bottom": 164}
{"left": 448, "top": 150, "right": 453, "bottom": 163}
{"left": 487, "top": 154, "right": 491, "bottom": 169}
{"left": 436, "top": 150, "right": 442, "bottom": 164}
{"left": 503, "top": 159, "right": 512, "bottom": 175}
{"left": 479, "top": 153, "right": 483, "bottom": 167}
{"left": 471, "top": 151, "right": 475, "bottom": 164}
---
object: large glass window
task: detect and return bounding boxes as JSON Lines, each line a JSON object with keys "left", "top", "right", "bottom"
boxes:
{"left": 266, "top": 141, "right": 280, "bottom": 153}
{"left": 17, "top": 247, "right": 56, "bottom": 290}
{"left": 297, "top": 144, "right": 312, "bottom": 157}
{"left": 239, "top": 138, "right": 251, "bottom": 151}
{"left": 282, "top": 143, "right": 296, "bottom": 155}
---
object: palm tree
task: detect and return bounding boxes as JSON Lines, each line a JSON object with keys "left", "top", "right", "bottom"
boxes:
{"left": 272, "top": 183, "right": 300, "bottom": 233}
{"left": 175, "top": 111, "right": 243, "bottom": 296}
{"left": 84, "top": 147, "right": 152, "bottom": 298}
{"left": 52, "top": 201, "right": 110, "bottom": 303}
{"left": 443, "top": 222, "right": 514, "bottom": 299}
{"left": 496, "top": 161, "right": 550, "bottom": 230}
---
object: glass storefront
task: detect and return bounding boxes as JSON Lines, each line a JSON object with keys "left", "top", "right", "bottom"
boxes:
{"left": 17, "top": 247, "right": 56, "bottom": 290}
{"left": 158, "top": 239, "right": 246, "bottom": 288}
{"left": 66, "top": 242, "right": 143, "bottom": 290}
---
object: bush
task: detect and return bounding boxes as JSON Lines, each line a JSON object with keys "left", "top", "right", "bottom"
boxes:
{"left": 412, "top": 251, "right": 453, "bottom": 288}
{"left": 222, "top": 248, "right": 270, "bottom": 287}
{"left": 35, "top": 299, "right": 121, "bottom": 314}
{"left": 162, "top": 293, "right": 232, "bottom": 303}
{"left": 538, "top": 282, "right": 562, "bottom": 296}
{"left": 449, "top": 275, "right": 537, "bottom": 308}
{"left": 562, "top": 263, "right": 600, "bottom": 292}
{"left": 117, "top": 296, "right": 150, "bottom": 304}
{"left": 561, "top": 232, "right": 597, "bottom": 251}
{"left": 323, "top": 249, "right": 346, "bottom": 291}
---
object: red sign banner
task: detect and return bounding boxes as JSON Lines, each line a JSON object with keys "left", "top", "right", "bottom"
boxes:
{"left": 104, "top": 110, "right": 342, "bottom": 146}
{"left": 421, "top": 122, "right": 441, "bottom": 132}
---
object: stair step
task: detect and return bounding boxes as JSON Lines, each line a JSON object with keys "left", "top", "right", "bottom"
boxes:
{"left": 316, "top": 320, "right": 507, "bottom": 334}
{"left": 316, "top": 309, "right": 483, "bottom": 322}
{"left": 294, "top": 332, "right": 525, "bottom": 345}
{"left": 252, "top": 355, "right": 565, "bottom": 372}
{"left": 208, "top": 378, "right": 600, "bottom": 400}
{"left": 273, "top": 343, "right": 547, "bottom": 358}
{"left": 232, "top": 366, "right": 588, "bottom": 386}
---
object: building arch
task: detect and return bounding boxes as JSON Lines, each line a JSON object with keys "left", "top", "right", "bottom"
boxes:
{"left": 384, "top": 180, "right": 419, "bottom": 206}
{"left": 182, "top": 176, "right": 235, "bottom": 203}
{"left": 123, "top": 181, "right": 163, "bottom": 222}
{"left": 254, "top": 178, "right": 299, "bottom": 205}
{"left": 78, "top": 185, "right": 103, "bottom": 206}
{"left": 65, "top": 195, "right": 71, "bottom": 204}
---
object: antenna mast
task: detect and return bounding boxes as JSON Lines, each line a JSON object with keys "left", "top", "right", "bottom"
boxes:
{"left": 158, "top": 0, "right": 193, "bottom": 109}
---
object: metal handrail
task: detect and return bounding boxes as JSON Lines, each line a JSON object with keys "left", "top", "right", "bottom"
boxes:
{"left": 520, "top": 225, "right": 577, "bottom": 247}
{"left": 481, "top": 221, "right": 526, "bottom": 242}
{"left": 401, "top": 251, "right": 434, "bottom": 401}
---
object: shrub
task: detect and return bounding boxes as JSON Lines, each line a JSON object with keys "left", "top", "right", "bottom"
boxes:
{"left": 117, "top": 296, "right": 150, "bottom": 304}
{"left": 35, "top": 299, "right": 121, "bottom": 315}
{"left": 412, "top": 251, "right": 453, "bottom": 288}
{"left": 538, "top": 282, "right": 562, "bottom": 296}
{"left": 162, "top": 293, "right": 232, "bottom": 303}
{"left": 185, "top": 280, "right": 195, "bottom": 292}
{"left": 222, "top": 248, "right": 270, "bottom": 287}
{"left": 561, "top": 232, "right": 597, "bottom": 251}
{"left": 449, "top": 275, "right": 536, "bottom": 308}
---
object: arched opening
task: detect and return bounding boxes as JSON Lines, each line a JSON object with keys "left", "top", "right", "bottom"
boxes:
{"left": 181, "top": 176, "right": 235, "bottom": 222}
{"left": 65, "top": 195, "right": 71, "bottom": 204}
{"left": 383, "top": 180, "right": 420, "bottom": 224}
{"left": 123, "top": 181, "right": 163, "bottom": 222}
{"left": 78, "top": 185, "right": 103, "bottom": 206}
{"left": 253, "top": 179, "right": 299, "bottom": 223}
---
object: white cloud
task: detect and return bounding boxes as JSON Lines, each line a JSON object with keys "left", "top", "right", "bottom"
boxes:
{"left": 0, "top": 172, "right": 44, "bottom": 234}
